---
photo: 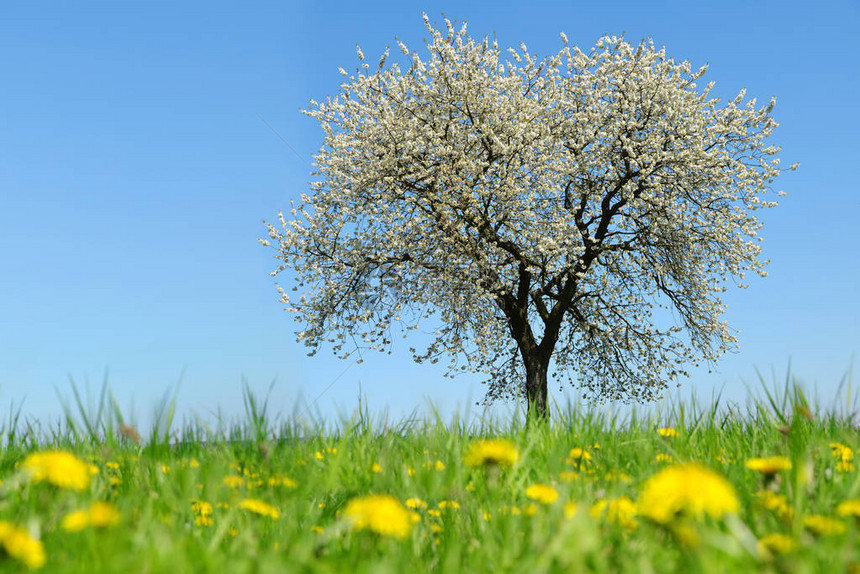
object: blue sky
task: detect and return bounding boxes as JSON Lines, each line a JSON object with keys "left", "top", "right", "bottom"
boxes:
{"left": 2, "top": 0, "right": 858, "bottom": 434}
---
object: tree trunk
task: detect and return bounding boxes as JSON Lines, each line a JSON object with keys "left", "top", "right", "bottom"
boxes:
{"left": 524, "top": 351, "right": 550, "bottom": 422}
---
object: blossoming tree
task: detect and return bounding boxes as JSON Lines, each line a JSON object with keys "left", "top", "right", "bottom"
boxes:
{"left": 262, "top": 15, "right": 793, "bottom": 420}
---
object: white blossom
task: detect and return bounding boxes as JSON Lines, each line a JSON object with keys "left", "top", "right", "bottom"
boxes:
{"left": 262, "top": 15, "right": 790, "bottom": 419}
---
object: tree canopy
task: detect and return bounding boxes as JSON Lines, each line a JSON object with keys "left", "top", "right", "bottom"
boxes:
{"left": 262, "top": 14, "right": 792, "bottom": 419}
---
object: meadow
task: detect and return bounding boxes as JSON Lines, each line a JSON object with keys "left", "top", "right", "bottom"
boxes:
{"left": 1, "top": 374, "right": 858, "bottom": 573}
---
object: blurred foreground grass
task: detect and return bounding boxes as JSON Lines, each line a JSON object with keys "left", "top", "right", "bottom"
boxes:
{"left": 0, "top": 371, "right": 858, "bottom": 573}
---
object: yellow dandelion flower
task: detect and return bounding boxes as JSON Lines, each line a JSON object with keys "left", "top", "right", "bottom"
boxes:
{"left": 655, "top": 453, "right": 674, "bottom": 464}
{"left": 434, "top": 460, "right": 446, "bottom": 471}
{"left": 522, "top": 503, "right": 538, "bottom": 516}
{"left": 404, "top": 497, "right": 427, "bottom": 509}
{"left": 314, "top": 451, "right": 324, "bottom": 460}
{"left": 830, "top": 442, "right": 854, "bottom": 463}
{"left": 406, "top": 467, "right": 416, "bottom": 477}
{"left": 437, "top": 500, "right": 460, "bottom": 510}
{"left": 563, "top": 501, "right": 578, "bottom": 519}
{"left": 0, "top": 521, "right": 46, "bottom": 569}
{"left": 591, "top": 496, "right": 638, "bottom": 530}
{"left": 568, "top": 447, "right": 591, "bottom": 461}
{"left": 161, "top": 464, "right": 170, "bottom": 474}
{"left": 191, "top": 500, "right": 213, "bottom": 516}
{"left": 836, "top": 461, "right": 854, "bottom": 472}
{"left": 21, "top": 450, "right": 97, "bottom": 491}
{"left": 60, "top": 510, "right": 91, "bottom": 533}
{"left": 657, "top": 427, "right": 677, "bottom": 438}
{"left": 222, "top": 475, "right": 244, "bottom": 489}
{"left": 638, "top": 463, "right": 739, "bottom": 523}
{"left": 803, "top": 514, "right": 845, "bottom": 536}
{"left": 371, "top": 463, "right": 382, "bottom": 473}
{"left": 238, "top": 498, "right": 280, "bottom": 519}
{"left": 88, "top": 502, "right": 120, "bottom": 528}
{"left": 463, "top": 439, "right": 519, "bottom": 468}
{"left": 427, "top": 509, "right": 441, "bottom": 518}
{"left": 754, "top": 490, "right": 793, "bottom": 520}
{"left": 108, "top": 476, "right": 122, "bottom": 486}
{"left": 310, "top": 525, "right": 324, "bottom": 534}
{"left": 343, "top": 494, "right": 418, "bottom": 539}
{"left": 758, "top": 533, "right": 796, "bottom": 556}
{"left": 607, "top": 498, "right": 638, "bottom": 530}
{"left": 191, "top": 500, "right": 209, "bottom": 523}
{"left": 62, "top": 502, "right": 119, "bottom": 532}
{"left": 482, "top": 511, "right": 492, "bottom": 521}
{"left": 525, "top": 484, "right": 559, "bottom": 505}
{"left": 836, "top": 499, "right": 860, "bottom": 518}
{"left": 754, "top": 490, "right": 786, "bottom": 510}
{"left": 745, "top": 456, "right": 792, "bottom": 475}
{"left": 267, "top": 474, "right": 297, "bottom": 488}
{"left": 106, "top": 461, "right": 120, "bottom": 470}
{"left": 429, "top": 524, "right": 443, "bottom": 534}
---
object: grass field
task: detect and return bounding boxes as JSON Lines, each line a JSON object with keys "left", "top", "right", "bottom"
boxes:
{"left": 1, "top": 374, "right": 858, "bottom": 573}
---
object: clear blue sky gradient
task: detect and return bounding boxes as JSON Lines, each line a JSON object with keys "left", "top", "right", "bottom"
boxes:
{"left": 2, "top": 0, "right": 858, "bottom": 433}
